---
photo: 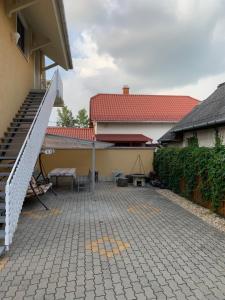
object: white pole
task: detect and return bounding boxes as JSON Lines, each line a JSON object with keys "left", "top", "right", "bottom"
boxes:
{"left": 91, "top": 141, "right": 96, "bottom": 192}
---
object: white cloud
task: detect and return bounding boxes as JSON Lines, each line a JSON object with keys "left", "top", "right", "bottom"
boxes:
{"left": 74, "top": 32, "right": 117, "bottom": 77}
{"left": 50, "top": 0, "right": 225, "bottom": 125}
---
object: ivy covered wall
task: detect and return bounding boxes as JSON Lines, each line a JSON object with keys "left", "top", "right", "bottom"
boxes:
{"left": 154, "top": 143, "right": 225, "bottom": 211}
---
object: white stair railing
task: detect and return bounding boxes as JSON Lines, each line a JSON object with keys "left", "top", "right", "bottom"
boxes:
{"left": 5, "top": 70, "right": 62, "bottom": 249}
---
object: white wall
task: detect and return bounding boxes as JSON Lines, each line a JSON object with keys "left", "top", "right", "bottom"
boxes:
{"left": 183, "top": 132, "right": 194, "bottom": 147}
{"left": 197, "top": 129, "right": 215, "bottom": 147}
{"left": 183, "top": 128, "right": 216, "bottom": 147}
{"left": 219, "top": 127, "right": 225, "bottom": 142}
{"left": 95, "top": 122, "right": 176, "bottom": 143}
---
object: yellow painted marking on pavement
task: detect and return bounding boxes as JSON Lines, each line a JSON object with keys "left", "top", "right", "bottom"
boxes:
{"left": 127, "top": 203, "right": 160, "bottom": 219}
{"left": 0, "top": 257, "right": 9, "bottom": 271}
{"left": 86, "top": 236, "right": 130, "bottom": 258}
{"left": 22, "top": 208, "right": 61, "bottom": 220}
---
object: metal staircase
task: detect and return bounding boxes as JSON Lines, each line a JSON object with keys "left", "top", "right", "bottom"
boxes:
{"left": 0, "top": 70, "right": 62, "bottom": 256}
{"left": 0, "top": 91, "right": 44, "bottom": 256}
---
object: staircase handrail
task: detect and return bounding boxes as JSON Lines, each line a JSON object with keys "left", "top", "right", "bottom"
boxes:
{"left": 5, "top": 70, "right": 62, "bottom": 248}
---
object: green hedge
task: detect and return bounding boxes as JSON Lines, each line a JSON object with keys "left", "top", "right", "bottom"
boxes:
{"left": 154, "top": 145, "right": 225, "bottom": 211}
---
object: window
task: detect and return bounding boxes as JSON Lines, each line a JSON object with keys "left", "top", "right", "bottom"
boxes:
{"left": 17, "top": 15, "right": 25, "bottom": 54}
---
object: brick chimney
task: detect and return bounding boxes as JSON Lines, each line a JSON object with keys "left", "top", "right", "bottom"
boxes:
{"left": 122, "top": 85, "right": 130, "bottom": 95}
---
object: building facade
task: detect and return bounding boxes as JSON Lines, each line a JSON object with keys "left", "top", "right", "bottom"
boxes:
{"left": 90, "top": 86, "right": 199, "bottom": 144}
{"left": 159, "top": 83, "right": 225, "bottom": 148}
{"left": 0, "top": 0, "right": 72, "bottom": 254}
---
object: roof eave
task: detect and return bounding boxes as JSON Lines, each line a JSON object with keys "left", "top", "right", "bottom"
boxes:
{"left": 54, "top": 0, "right": 73, "bottom": 70}
{"left": 173, "top": 118, "right": 225, "bottom": 133}
{"left": 92, "top": 120, "right": 178, "bottom": 123}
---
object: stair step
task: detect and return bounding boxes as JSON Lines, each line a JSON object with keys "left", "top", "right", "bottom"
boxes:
{"left": 0, "top": 157, "right": 16, "bottom": 160}
{"left": 5, "top": 130, "right": 29, "bottom": 136}
{"left": 25, "top": 96, "right": 43, "bottom": 99}
{"left": 11, "top": 121, "right": 33, "bottom": 125}
{"left": 13, "top": 118, "right": 33, "bottom": 121}
{"left": 0, "top": 203, "right": 5, "bottom": 210}
{"left": 0, "top": 230, "right": 5, "bottom": 239}
{"left": 0, "top": 192, "right": 5, "bottom": 198}
{"left": 0, "top": 164, "right": 14, "bottom": 168}
{"left": 1, "top": 140, "right": 25, "bottom": 145}
{"left": 0, "top": 246, "right": 5, "bottom": 257}
{"left": 0, "top": 149, "right": 21, "bottom": 153}
{"left": 16, "top": 111, "right": 37, "bottom": 115}
{"left": 24, "top": 99, "right": 42, "bottom": 102}
{"left": 23, "top": 103, "right": 41, "bottom": 106}
{"left": 18, "top": 107, "right": 38, "bottom": 110}
{"left": 16, "top": 114, "right": 36, "bottom": 117}
{"left": 20, "top": 106, "right": 39, "bottom": 109}
{"left": 0, "top": 148, "right": 20, "bottom": 152}
{"left": 8, "top": 126, "right": 30, "bottom": 129}
{"left": 5, "top": 131, "right": 28, "bottom": 135}
{"left": 21, "top": 103, "right": 39, "bottom": 106}
{"left": 19, "top": 108, "right": 38, "bottom": 112}
{"left": 11, "top": 119, "right": 33, "bottom": 122}
{"left": 0, "top": 152, "right": 20, "bottom": 156}
{"left": 6, "top": 131, "right": 29, "bottom": 135}
{"left": 1, "top": 141, "right": 25, "bottom": 145}
{"left": 0, "top": 173, "right": 10, "bottom": 177}
{"left": 0, "top": 216, "right": 5, "bottom": 223}
{"left": 0, "top": 142, "right": 22, "bottom": 146}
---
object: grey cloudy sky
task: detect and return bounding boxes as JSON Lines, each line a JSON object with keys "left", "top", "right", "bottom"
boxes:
{"left": 50, "top": 0, "right": 225, "bottom": 124}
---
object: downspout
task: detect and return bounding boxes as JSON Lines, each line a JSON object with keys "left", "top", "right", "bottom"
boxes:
{"left": 91, "top": 140, "right": 96, "bottom": 193}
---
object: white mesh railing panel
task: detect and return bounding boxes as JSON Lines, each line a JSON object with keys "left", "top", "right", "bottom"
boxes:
{"left": 5, "top": 70, "right": 61, "bottom": 247}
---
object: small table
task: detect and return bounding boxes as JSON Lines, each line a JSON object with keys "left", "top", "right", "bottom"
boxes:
{"left": 132, "top": 174, "right": 146, "bottom": 187}
{"left": 48, "top": 168, "right": 76, "bottom": 190}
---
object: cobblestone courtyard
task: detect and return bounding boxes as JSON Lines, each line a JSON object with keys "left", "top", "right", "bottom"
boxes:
{"left": 1, "top": 183, "right": 225, "bottom": 299}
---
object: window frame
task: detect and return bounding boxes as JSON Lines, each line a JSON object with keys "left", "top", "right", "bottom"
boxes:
{"left": 16, "top": 12, "right": 30, "bottom": 60}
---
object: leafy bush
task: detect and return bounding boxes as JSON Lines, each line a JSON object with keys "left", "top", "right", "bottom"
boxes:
{"left": 154, "top": 145, "right": 225, "bottom": 211}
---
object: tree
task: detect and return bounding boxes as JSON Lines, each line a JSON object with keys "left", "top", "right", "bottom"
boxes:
{"left": 74, "top": 108, "right": 89, "bottom": 128}
{"left": 57, "top": 106, "right": 75, "bottom": 127}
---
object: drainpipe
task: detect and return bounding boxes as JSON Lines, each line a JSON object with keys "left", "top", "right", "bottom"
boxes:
{"left": 91, "top": 140, "right": 96, "bottom": 193}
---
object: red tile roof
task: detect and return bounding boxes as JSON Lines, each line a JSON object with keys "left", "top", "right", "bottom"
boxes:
{"left": 90, "top": 94, "right": 200, "bottom": 122}
{"left": 96, "top": 134, "right": 152, "bottom": 143}
{"left": 46, "top": 127, "right": 95, "bottom": 140}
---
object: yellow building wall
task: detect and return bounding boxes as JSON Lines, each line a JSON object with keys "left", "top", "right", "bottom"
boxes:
{"left": 41, "top": 148, "right": 154, "bottom": 179}
{"left": 0, "top": 2, "right": 35, "bottom": 138}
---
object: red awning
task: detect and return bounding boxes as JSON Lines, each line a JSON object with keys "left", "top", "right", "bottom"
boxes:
{"left": 96, "top": 134, "right": 152, "bottom": 143}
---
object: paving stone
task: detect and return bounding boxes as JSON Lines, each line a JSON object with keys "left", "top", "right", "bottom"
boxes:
{"left": 3, "top": 183, "right": 225, "bottom": 299}
{"left": 85, "top": 290, "right": 95, "bottom": 299}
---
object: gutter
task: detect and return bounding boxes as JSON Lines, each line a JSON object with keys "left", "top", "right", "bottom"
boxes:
{"left": 173, "top": 118, "right": 225, "bottom": 133}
